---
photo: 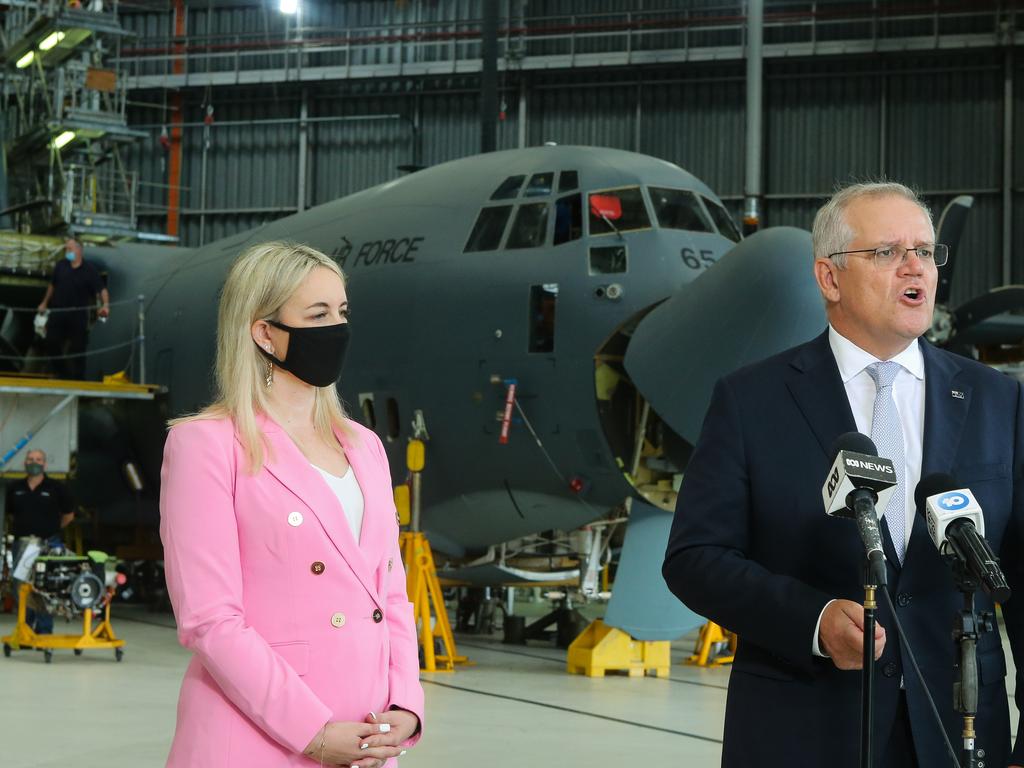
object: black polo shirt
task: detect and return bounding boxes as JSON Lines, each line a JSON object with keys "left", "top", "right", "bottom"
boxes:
{"left": 51, "top": 259, "right": 104, "bottom": 311}
{"left": 6, "top": 476, "right": 72, "bottom": 539}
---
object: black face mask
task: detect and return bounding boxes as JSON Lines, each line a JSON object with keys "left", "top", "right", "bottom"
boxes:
{"left": 261, "top": 320, "right": 350, "bottom": 387}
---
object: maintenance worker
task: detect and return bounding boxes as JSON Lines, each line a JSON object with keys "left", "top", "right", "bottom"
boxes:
{"left": 7, "top": 448, "right": 74, "bottom": 635}
{"left": 37, "top": 236, "right": 110, "bottom": 380}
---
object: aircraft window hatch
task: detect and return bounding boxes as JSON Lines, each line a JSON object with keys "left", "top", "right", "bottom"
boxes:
{"left": 491, "top": 175, "right": 526, "bottom": 200}
{"left": 525, "top": 172, "right": 554, "bottom": 197}
{"left": 588, "top": 187, "right": 650, "bottom": 236}
{"left": 507, "top": 203, "right": 550, "bottom": 249}
{"left": 589, "top": 245, "right": 627, "bottom": 275}
{"left": 554, "top": 194, "right": 582, "bottom": 245}
{"left": 528, "top": 284, "right": 558, "bottom": 353}
{"left": 386, "top": 398, "right": 401, "bottom": 441}
{"left": 701, "top": 196, "right": 742, "bottom": 242}
{"left": 465, "top": 206, "right": 513, "bottom": 252}
{"left": 558, "top": 171, "right": 579, "bottom": 192}
{"left": 360, "top": 393, "right": 377, "bottom": 430}
{"left": 648, "top": 187, "right": 714, "bottom": 233}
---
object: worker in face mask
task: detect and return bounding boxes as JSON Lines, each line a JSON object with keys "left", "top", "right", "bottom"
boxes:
{"left": 6, "top": 448, "right": 74, "bottom": 635}
{"left": 36, "top": 236, "right": 111, "bottom": 381}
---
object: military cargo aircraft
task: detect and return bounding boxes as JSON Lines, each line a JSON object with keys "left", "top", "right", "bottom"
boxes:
{"left": 8, "top": 145, "right": 1018, "bottom": 640}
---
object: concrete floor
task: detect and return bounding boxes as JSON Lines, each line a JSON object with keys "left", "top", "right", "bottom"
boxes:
{"left": 0, "top": 607, "right": 728, "bottom": 767}
{"left": 0, "top": 608, "right": 1018, "bottom": 767}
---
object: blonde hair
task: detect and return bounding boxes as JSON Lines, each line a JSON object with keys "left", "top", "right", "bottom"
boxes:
{"left": 170, "top": 241, "right": 352, "bottom": 472}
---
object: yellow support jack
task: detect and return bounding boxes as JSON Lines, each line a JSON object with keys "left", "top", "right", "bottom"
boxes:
{"left": 567, "top": 619, "right": 670, "bottom": 678}
{"left": 685, "top": 621, "right": 736, "bottom": 667}
{"left": 396, "top": 436, "right": 469, "bottom": 673}
{"left": 2, "top": 583, "right": 125, "bottom": 663}
{"left": 400, "top": 531, "right": 469, "bottom": 673}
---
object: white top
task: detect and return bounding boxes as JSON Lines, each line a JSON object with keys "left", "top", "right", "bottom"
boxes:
{"left": 812, "top": 325, "right": 926, "bottom": 657}
{"left": 312, "top": 464, "right": 365, "bottom": 543}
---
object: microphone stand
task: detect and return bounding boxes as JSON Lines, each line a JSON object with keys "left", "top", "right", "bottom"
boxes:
{"left": 862, "top": 561, "right": 877, "bottom": 768}
{"left": 950, "top": 563, "right": 993, "bottom": 768}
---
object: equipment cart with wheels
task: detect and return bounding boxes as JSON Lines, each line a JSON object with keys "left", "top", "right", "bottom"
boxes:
{"left": 2, "top": 551, "right": 126, "bottom": 663}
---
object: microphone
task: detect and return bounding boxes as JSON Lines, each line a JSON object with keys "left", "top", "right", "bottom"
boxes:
{"left": 822, "top": 432, "right": 898, "bottom": 586}
{"left": 915, "top": 473, "right": 1011, "bottom": 603}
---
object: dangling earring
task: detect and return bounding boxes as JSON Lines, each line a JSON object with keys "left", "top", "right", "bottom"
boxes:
{"left": 263, "top": 346, "right": 274, "bottom": 388}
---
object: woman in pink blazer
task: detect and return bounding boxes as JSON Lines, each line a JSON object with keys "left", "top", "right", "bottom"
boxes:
{"left": 160, "top": 242, "right": 423, "bottom": 767}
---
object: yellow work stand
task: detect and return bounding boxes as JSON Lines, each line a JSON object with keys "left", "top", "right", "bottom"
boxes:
{"left": 2, "top": 583, "right": 125, "bottom": 664}
{"left": 396, "top": 437, "right": 470, "bottom": 673}
{"left": 567, "top": 619, "right": 671, "bottom": 678}
{"left": 400, "top": 531, "right": 469, "bottom": 673}
{"left": 686, "top": 621, "right": 736, "bottom": 667}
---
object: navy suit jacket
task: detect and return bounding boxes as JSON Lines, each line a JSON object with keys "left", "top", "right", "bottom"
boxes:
{"left": 663, "top": 330, "right": 1024, "bottom": 767}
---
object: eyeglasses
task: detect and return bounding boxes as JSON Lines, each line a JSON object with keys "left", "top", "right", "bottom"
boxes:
{"left": 829, "top": 243, "right": 948, "bottom": 270}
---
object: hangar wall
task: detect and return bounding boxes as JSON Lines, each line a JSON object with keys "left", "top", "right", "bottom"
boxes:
{"left": 118, "top": 2, "right": 1022, "bottom": 307}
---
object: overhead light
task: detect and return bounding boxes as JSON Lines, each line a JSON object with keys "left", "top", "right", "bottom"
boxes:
{"left": 52, "top": 131, "right": 76, "bottom": 150}
{"left": 16, "top": 51, "right": 34, "bottom": 69}
{"left": 39, "top": 31, "right": 66, "bottom": 51}
{"left": 279, "top": 0, "right": 298, "bottom": 13}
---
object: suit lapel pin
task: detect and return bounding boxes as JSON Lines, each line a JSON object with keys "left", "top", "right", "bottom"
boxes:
{"left": 951, "top": 390, "right": 965, "bottom": 400}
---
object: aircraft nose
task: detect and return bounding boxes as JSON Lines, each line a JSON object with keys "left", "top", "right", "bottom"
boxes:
{"left": 623, "top": 227, "right": 824, "bottom": 445}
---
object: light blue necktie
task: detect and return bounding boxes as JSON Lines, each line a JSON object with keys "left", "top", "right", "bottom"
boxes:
{"left": 866, "top": 361, "right": 906, "bottom": 563}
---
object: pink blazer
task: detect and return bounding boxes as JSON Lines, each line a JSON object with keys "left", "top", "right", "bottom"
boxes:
{"left": 159, "top": 413, "right": 424, "bottom": 767}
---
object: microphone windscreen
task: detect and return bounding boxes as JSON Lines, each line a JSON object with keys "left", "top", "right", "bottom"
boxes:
{"left": 914, "top": 472, "right": 958, "bottom": 515}
{"left": 831, "top": 431, "right": 877, "bottom": 460}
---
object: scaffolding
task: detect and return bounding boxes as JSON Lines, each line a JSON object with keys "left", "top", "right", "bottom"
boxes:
{"left": 1, "top": 0, "right": 145, "bottom": 239}
{"left": 114, "top": 3, "right": 1023, "bottom": 90}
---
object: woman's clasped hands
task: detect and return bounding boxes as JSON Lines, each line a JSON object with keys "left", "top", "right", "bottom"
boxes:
{"left": 306, "top": 710, "right": 419, "bottom": 767}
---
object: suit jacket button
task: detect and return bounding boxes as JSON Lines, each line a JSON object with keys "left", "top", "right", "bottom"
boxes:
{"left": 897, "top": 593, "right": 911, "bottom": 607}
{"left": 883, "top": 662, "right": 898, "bottom": 678}
{"left": 331, "top": 612, "right": 346, "bottom": 628}
{"left": 311, "top": 561, "right": 325, "bottom": 575}
{"left": 372, "top": 609, "right": 383, "bottom": 623}
{"left": 288, "top": 511, "right": 304, "bottom": 527}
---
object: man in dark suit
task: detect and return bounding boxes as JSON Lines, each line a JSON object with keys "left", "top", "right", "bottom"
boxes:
{"left": 663, "top": 182, "right": 1024, "bottom": 767}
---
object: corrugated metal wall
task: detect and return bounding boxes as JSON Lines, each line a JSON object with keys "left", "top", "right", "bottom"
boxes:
{"left": 118, "top": 2, "right": 1021, "bottom": 304}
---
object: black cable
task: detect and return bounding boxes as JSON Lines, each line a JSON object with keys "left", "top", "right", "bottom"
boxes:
{"left": 502, "top": 478, "right": 526, "bottom": 519}
{"left": 879, "top": 588, "right": 962, "bottom": 768}
{"left": 511, "top": 398, "right": 601, "bottom": 518}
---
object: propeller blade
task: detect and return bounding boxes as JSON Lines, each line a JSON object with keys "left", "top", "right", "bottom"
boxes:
{"left": 953, "top": 285, "right": 1024, "bottom": 338}
{"left": 623, "top": 227, "right": 825, "bottom": 446}
{"left": 935, "top": 195, "right": 973, "bottom": 305}
{"left": 603, "top": 501, "right": 706, "bottom": 641}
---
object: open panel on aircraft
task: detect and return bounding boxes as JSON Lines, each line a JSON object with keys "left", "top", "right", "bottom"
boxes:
{"left": 594, "top": 307, "right": 690, "bottom": 513}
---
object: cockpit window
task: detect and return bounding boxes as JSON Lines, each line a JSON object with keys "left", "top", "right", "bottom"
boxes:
{"left": 648, "top": 187, "right": 714, "bottom": 233}
{"left": 701, "top": 195, "right": 741, "bottom": 242}
{"left": 558, "top": 170, "right": 579, "bottom": 192}
{"left": 588, "top": 187, "right": 651, "bottom": 236}
{"left": 465, "top": 206, "right": 513, "bottom": 252}
{"left": 554, "top": 194, "right": 582, "bottom": 245}
{"left": 507, "top": 203, "right": 549, "bottom": 249}
{"left": 525, "top": 173, "right": 554, "bottom": 197}
{"left": 491, "top": 175, "right": 526, "bottom": 200}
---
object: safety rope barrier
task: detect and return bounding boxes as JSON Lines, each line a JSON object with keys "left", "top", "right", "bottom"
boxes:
{"left": 0, "top": 338, "right": 140, "bottom": 362}
{"left": 0, "top": 297, "right": 139, "bottom": 314}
